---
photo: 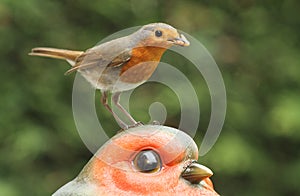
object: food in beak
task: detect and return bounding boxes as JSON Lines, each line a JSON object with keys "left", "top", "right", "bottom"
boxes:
{"left": 170, "top": 34, "right": 190, "bottom": 46}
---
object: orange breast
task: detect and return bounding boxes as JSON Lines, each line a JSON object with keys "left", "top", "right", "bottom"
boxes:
{"left": 120, "top": 46, "right": 166, "bottom": 83}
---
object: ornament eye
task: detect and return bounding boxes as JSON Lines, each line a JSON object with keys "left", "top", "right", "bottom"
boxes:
{"left": 155, "top": 30, "right": 163, "bottom": 37}
{"left": 133, "top": 150, "right": 162, "bottom": 173}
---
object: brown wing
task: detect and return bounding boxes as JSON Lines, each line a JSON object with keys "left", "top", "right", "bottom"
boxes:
{"left": 65, "top": 48, "right": 132, "bottom": 75}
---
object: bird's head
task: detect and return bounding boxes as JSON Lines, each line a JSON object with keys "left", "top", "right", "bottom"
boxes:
{"left": 134, "top": 23, "right": 190, "bottom": 48}
{"left": 67, "top": 125, "right": 218, "bottom": 195}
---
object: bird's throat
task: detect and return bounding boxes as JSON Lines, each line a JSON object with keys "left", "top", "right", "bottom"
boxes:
{"left": 119, "top": 47, "right": 166, "bottom": 83}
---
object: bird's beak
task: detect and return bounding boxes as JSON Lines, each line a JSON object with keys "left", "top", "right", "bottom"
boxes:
{"left": 168, "top": 34, "right": 190, "bottom": 47}
{"left": 181, "top": 161, "right": 213, "bottom": 184}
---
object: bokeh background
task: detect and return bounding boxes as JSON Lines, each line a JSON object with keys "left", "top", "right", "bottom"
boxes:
{"left": 1, "top": 0, "right": 300, "bottom": 195}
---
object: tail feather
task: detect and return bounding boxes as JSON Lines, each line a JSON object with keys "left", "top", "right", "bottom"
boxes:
{"left": 29, "top": 47, "right": 84, "bottom": 63}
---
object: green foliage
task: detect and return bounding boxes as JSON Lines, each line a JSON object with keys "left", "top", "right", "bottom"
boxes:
{"left": 1, "top": 0, "right": 300, "bottom": 195}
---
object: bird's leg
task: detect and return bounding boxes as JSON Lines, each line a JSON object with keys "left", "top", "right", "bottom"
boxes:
{"left": 112, "top": 92, "right": 138, "bottom": 125}
{"left": 101, "top": 91, "right": 128, "bottom": 129}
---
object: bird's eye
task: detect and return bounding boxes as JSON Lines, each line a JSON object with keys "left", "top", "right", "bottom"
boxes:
{"left": 155, "top": 30, "right": 163, "bottom": 37}
{"left": 133, "top": 150, "right": 162, "bottom": 173}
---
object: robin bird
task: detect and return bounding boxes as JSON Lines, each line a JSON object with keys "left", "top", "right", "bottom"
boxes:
{"left": 29, "top": 23, "right": 190, "bottom": 129}
{"left": 52, "top": 125, "right": 219, "bottom": 195}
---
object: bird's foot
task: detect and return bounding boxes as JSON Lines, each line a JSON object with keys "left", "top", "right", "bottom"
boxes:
{"left": 151, "top": 120, "right": 161, "bottom": 125}
{"left": 121, "top": 121, "right": 144, "bottom": 131}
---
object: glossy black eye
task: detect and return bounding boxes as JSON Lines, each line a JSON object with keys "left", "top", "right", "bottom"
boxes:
{"left": 133, "top": 150, "right": 161, "bottom": 173}
{"left": 155, "top": 30, "right": 163, "bottom": 37}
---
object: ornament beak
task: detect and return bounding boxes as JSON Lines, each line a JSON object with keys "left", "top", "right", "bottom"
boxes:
{"left": 181, "top": 161, "right": 213, "bottom": 184}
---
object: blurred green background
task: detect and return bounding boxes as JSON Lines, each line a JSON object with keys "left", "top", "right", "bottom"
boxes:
{"left": 1, "top": 0, "right": 300, "bottom": 195}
